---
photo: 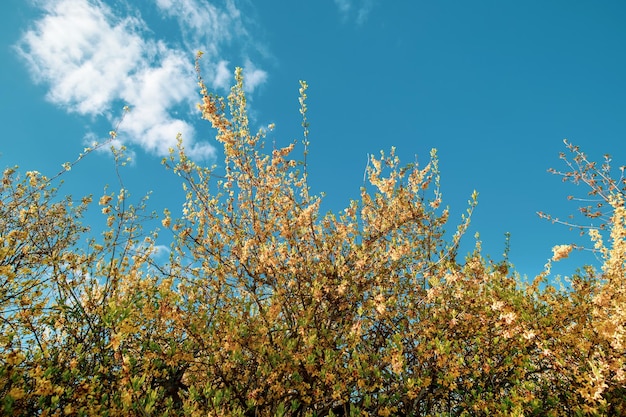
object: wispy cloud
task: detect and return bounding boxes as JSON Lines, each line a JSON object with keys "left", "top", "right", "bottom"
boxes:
{"left": 334, "top": 0, "right": 352, "bottom": 14}
{"left": 242, "top": 59, "right": 268, "bottom": 94}
{"left": 156, "top": 0, "right": 236, "bottom": 56}
{"left": 212, "top": 60, "right": 232, "bottom": 90}
{"left": 155, "top": 0, "right": 267, "bottom": 94}
{"left": 15, "top": 0, "right": 267, "bottom": 161}
{"left": 334, "top": 0, "right": 376, "bottom": 25}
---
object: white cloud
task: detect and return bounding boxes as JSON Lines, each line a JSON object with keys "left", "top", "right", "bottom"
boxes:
{"left": 155, "top": 0, "right": 266, "bottom": 94}
{"left": 150, "top": 244, "right": 171, "bottom": 259}
{"left": 16, "top": 0, "right": 268, "bottom": 161}
{"left": 17, "top": 0, "right": 144, "bottom": 115}
{"left": 334, "top": 0, "right": 351, "bottom": 13}
{"left": 243, "top": 59, "right": 268, "bottom": 94}
{"left": 334, "top": 0, "right": 375, "bottom": 24}
{"left": 212, "top": 60, "right": 232, "bottom": 90}
{"left": 156, "top": 0, "right": 235, "bottom": 56}
{"left": 118, "top": 45, "right": 210, "bottom": 158}
{"left": 356, "top": 0, "right": 375, "bottom": 25}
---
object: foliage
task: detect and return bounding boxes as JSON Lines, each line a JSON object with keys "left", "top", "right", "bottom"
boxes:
{"left": 1, "top": 56, "right": 624, "bottom": 416}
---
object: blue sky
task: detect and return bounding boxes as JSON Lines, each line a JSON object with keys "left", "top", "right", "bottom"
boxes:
{"left": 1, "top": 0, "right": 624, "bottom": 279}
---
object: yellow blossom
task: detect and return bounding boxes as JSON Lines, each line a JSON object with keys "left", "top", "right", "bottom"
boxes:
{"left": 551, "top": 244, "right": 572, "bottom": 261}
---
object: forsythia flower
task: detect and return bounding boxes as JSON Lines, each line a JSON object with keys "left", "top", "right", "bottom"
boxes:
{"left": 374, "top": 293, "right": 386, "bottom": 315}
{"left": 491, "top": 300, "right": 504, "bottom": 311}
{"left": 99, "top": 195, "right": 112, "bottom": 206}
{"left": 500, "top": 311, "right": 517, "bottom": 325}
{"left": 551, "top": 244, "right": 572, "bottom": 261}
{"left": 523, "top": 330, "right": 536, "bottom": 340}
{"left": 26, "top": 171, "right": 40, "bottom": 186}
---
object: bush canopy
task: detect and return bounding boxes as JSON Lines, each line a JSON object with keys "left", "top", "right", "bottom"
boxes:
{"left": 1, "top": 59, "right": 625, "bottom": 416}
